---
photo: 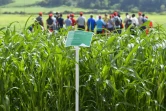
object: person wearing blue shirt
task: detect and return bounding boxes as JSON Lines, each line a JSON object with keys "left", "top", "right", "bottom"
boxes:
{"left": 87, "top": 15, "right": 96, "bottom": 32}
{"left": 96, "top": 16, "right": 105, "bottom": 34}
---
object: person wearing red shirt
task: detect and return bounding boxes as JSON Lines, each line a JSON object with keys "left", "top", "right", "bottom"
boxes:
{"left": 70, "top": 14, "right": 76, "bottom": 30}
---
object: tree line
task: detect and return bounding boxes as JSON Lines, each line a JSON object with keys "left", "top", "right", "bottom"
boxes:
{"left": 0, "top": 0, "right": 12, "bottom": 5}
{"left": 40, "top": 0, "right": 166, "bottom": 12}
{"left": 1, "top": 0, "right": 166, "bottom": 12}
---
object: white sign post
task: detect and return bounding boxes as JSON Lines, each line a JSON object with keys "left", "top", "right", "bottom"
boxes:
{"left": 65, "top": 30, "right": 93, "bottom": 111}
{"left": 75, "top": 46, "right": 79, "bottom": 111}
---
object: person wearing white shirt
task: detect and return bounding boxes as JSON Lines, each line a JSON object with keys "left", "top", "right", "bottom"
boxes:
{"left": 131, "top": 14, "right": 139, "bottom": 26}
{"left": 52, "top": 15, "right": 57, "bottom": 30}
{"left": 138, "top": 12, "right": 143, "bottom": 26}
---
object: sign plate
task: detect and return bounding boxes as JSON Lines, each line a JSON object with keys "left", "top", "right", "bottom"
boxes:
{"left": 65, "top": 30, "right": 93, "bottom": 47}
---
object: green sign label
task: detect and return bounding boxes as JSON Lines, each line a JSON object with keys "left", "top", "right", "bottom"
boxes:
{"left": 65, "top": 30, "right": 93, "bottom": 47}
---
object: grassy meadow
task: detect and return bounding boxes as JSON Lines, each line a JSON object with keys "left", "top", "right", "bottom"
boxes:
{"left": 0, "top": 14, "right": 166, "bottom": 30}
{"left": 0, "top": 0, "right": 166, "bottom": 29}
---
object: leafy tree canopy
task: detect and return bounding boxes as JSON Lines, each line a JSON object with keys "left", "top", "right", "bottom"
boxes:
{"left": 41, "top": 0, "right": 166, "bottom": 12}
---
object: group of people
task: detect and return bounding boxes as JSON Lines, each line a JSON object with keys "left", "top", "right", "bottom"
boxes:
{"left": 31, "top": 11, "right": 153, "bottom": 34}
{"left": 124, "top": 12, "right": 153, "bottom": 34}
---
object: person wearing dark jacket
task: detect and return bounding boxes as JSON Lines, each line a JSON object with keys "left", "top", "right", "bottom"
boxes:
{"left": 57, "top": 13, "right": 64, "bottom": 31}
{"left": 36, "top": 12, "right": 44, "bottom": 27}
{"left": 46, "top": 14, "right": 54, "bottom": 32}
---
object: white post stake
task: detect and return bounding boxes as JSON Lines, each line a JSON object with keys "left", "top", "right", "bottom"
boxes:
{"left": 75, "top": 46, "right": 79, "bottom": 111}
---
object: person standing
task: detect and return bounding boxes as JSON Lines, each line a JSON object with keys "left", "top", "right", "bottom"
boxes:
{"left": 87, "top": 14, "right": 96, "bottom": 32}
{"left": 125, "top": 16, "right": 132, "bottom": 29}
{"left": 107, "top": 14, "right": 114, "bottom": 32}
{"left": 138, "top": 12, "right": 143, "bottom": 26}
{"left": 142, "top": 14, "right": 148, "bottom": 23}
{"left": 124, "top": 13, "right": 130, "bottom": 28}
{"left": 103, "top": 14, "right": 109, "bottom": 24}
{"left": 96, "top": 16, "right": 105, "bottom": 34}
{"left": 77, "top": 12, "right": 86, "bottom": 30}
{"left": 70, "top": 14, "right": 76, "bottom": 30}
{"left": 103, "top": 14, "right": 109, "bottom": 31}
{"left": 131, "top": 14, "right": 139, "bottom": 26}
{"left": 46, "top": 14, "right": 54, "bottom": 32}
{"left": 118, "top": 14, "right": 123, "bottom": 33}
{"left": 51, "top": 12, "right": 57, "bottom": 30}
{"left": 113, "top": 12, "right": 121, "bottom": 34}
{"left": 65, "top": 15, "right": 72, "bottom": 28}
{"left": 57, "top": 13, "right": 64, "bottom": 31}
{"left": 36, "top": 12, "right": 44, "bottom": 28}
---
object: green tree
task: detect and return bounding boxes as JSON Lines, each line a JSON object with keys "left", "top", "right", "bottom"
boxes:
{"left": 160, "top": 4, "right": 165, "bottom": 11}
{"left": 0, "top": 0, "right": 12, "bottom": 5}
{"left": 41, "top": 0, "right": 166, "bottom": 12}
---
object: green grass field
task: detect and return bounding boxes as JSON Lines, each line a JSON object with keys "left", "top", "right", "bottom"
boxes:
{"left": 0, "top": 14, "right": 166, "bottom": 30}
{"left": 0, "top": 0, "right": 166, "bottom": 29}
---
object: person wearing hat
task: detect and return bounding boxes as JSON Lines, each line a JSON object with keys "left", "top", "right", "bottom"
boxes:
{"left": 46, "top": 13, "right": 54, "bottom": 32}
{"left": 96, "top": 15, "right": 105, "bottom": 34}
{"left": 36, "top": 12, "right": 44, "bottom": 28}
{"left": 77, "top": 12, "right": 86, "bottom": 30}
{"left": 50, "top": 11, "right": 57, "bottom": 30}
{"left": 113, "top": 11, "right": 121, "bottom": 34}
{"left": 65, "top": 15, "right": 72, "bottom": 28}
{"left": 70, "top": 13, "right": 76, "bottom": 29}
{"left": 87, "top": 14, "right": 96, "bottom": 32}
{"left": 138, "top": 11, "right": 143, "bottom": 26}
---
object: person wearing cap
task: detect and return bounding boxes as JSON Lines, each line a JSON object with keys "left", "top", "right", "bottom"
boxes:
{"left": 70, "top": 13, "right": 76, "bottom": 29}
{"left": 57, "top": 13, "right": 64, "bottom": 31}
{"left": 77, "top": 12, "right": 86, "bottom": 30}
{"left": 46, "top": 13, "right": 54, "bottom": 32}
{"left": 65, "top": 15, "right": 72, "bottom": 28}
{"left": 51, "top": 11, "right": 57, "bottom": 30}
{"left": 36, "top": 12, "right": 44, "bottom": 27}
{"left": 87, "top": 14, "right": 96, "bottom": 32}
{"left": 113, "top": 12, "right": 121, "bottom": 34}
{"left": 138, "top": 12, "right": 143, "bottom": 26}
{"left": 96, "top": 15, "right": 105, "bottom": 34}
